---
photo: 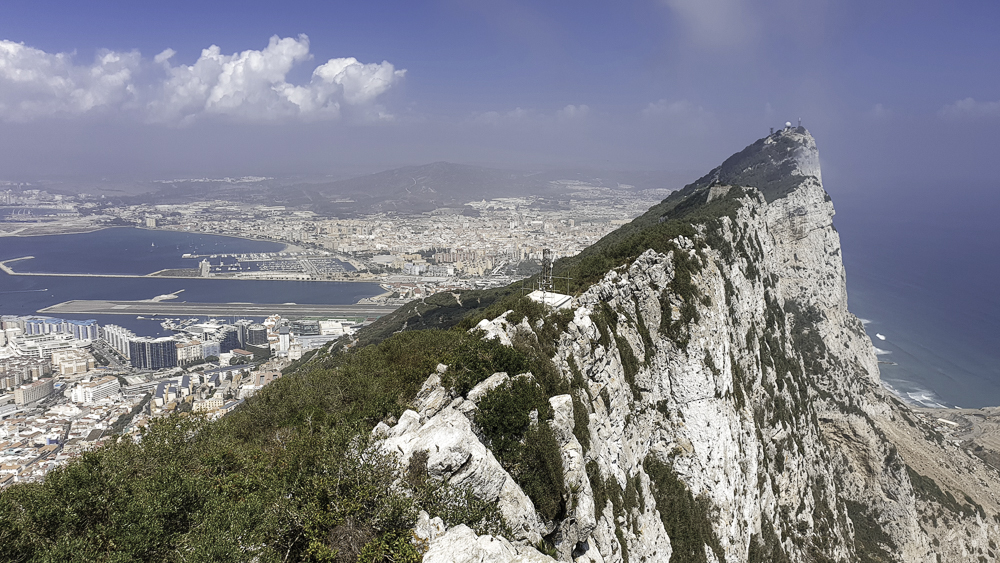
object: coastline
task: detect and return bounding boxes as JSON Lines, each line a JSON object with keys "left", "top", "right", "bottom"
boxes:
{"left": 134, "top": 226, "right": 306, "bottom": 254}
{"left": 0, "top": 224, "right": 303, "bottom": 255}
{"left": 0, "top": 223, "right": 106, "bottom": 238}
{"left": 0, "top": 256, "right": 376, "bottom": 283}
{"left": 0, "top": 226, "right": 368, "bottom": 282}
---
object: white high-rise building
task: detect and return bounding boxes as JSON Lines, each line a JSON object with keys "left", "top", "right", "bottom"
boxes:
{"left": 50, "top": 349, "right": 95, "bottom": 376}
{"left": 102, "top": 325, "right": 136, "bottom": 359}
{"left": 278, "top": 327, "right": 290, "bottom": 355}
{"left": 14, "top": 378, "right": 54, "bottom": 405}
{"left": 70, "top": 376, "right": 120, "bottom": 404}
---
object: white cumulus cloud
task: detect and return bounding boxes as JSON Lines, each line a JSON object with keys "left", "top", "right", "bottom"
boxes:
{"left": 0, "top": 40, "right": 140, "bottom": 121}
{"left": 0, "top": 35, "right": 405, "bottom": 124}
{"left": 940, "top": 97, "right": 1000, "bottom": 119}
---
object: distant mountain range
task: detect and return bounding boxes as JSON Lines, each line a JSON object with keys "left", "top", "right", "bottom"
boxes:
{"left": 65, "top": 162, "right": 692, "bottom": 215}
{"left": 284, "top": 162, "right": 690, "bottom": 216}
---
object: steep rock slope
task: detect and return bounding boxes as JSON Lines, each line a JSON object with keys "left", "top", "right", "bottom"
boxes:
{"left": 385, "top": 128, "right": 1000, "bottom": 562}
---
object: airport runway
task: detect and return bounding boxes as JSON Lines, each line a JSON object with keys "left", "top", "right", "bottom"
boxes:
{"left": 38, "top": 299, "right": 400, "bottom": 319}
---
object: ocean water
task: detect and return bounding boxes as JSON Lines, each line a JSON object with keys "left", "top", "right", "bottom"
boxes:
{"left": 0, "top": 228, "right": 382, "bottom": 336}
{"left": 834, "top": 181, "right": 1000, "bottom": 408}
{"left": 0, "top": 226, "right": 289, "bottom": 275}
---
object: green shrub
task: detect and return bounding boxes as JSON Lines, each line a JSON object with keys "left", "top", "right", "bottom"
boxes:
{"left": 615, "top": 334, "right": 641, "bottom": 400}
{"left": 644, "top": 456, "right": 726, "bottom": 563}
{"left": 357, "top": 531, "right": 421, "bottom": 563}
{"left": 445, "top": 335, "right": 531, "bottom": 397}
{"left": 747, "top": 518, "right": 790, "bottom": 563}
{"left": 0, "top": 418, "right": 418, "bottom": 563}
{"left": 412, "top": 477, "right": 510, "bottom": 538}
{"left": 572, "top": 393, "right": 591, "bottom": 451}
{"left": 906, "top": 465, "right": 982, "bottom": 517}
{"left": 592, "top": 301, "right": 615, "bottom": 348}
{"left": 510, "top": 333, "right": 569, "bottom": 399}
{"left": 476, "top": 378, "right": 549, "bottom": 459}
{"left": 587, "top": 461, "right": 607, "bottom": 515}
{"left": 632, "top": 296, "right": 655, "bottom": 364}
{"left": 520, "top": 422, "right": 566, "bottom": 521}
{"left": 845, "top": 500, "right": 895, "bottom": 563}
{"left": 567, "top": 355, "right": 586, "bottom": 391}
{"left": 475, "top": 378, "right": 566, "bottom": 521}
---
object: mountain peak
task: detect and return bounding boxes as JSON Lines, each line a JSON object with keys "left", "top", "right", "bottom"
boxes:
{"left": 688, "top": 126, "right": 821, "bottom": 203}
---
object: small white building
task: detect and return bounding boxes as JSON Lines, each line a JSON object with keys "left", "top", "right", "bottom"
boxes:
{"left": 526, "top": 290, "right": 573, "bottom": 310}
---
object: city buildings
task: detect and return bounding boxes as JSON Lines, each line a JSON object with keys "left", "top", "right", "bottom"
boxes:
{"left": 102, "top": 325, "right": 136, "bottom": 360}
{"left": 129, "top": 337, "right": 178, "bottom": 370}
{"left": 0, "top": 358, "right": 49, "bottom": 392}
{"left": 2, "top": 316, "right": 98, "bottom": 341}
{"left": 50, "top": 349, "right": 95, "bottom": 376}
{"left": 175, "top": 340, "right": 204, "bottom": 366}
{"left": 14, "top": 379, "right": 54, "bottom": 405}
{"left": 246, "top": 324, "right": 268, "bottom": 347}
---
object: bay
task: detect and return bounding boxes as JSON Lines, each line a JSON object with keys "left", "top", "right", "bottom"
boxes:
{"left": 0, "top": 228, "right": 383, "bottom": 336}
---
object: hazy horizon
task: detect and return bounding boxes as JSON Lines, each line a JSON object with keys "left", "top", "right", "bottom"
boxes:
{"left": 0, "top": 1, "right": 998, "bottom": 192}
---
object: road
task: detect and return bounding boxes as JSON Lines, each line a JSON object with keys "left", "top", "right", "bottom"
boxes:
{"left": 39, "top": 299, "right": 400, "bottom": 319}
{"left": 90, "top": 340, "right": 130, "bottom": 370}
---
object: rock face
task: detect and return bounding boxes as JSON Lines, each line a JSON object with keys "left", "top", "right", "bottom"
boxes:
{"left": 387, "top": 128, "right": 1000, "bottom": 562}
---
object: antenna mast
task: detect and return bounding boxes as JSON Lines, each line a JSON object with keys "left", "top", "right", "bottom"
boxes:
{"left": 540, "top": 248, "right": 554, "bottom": 293}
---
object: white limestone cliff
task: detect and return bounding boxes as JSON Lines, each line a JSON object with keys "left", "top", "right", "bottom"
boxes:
{"left": 385, "top": 128, "right": 1000, "bottom": 562}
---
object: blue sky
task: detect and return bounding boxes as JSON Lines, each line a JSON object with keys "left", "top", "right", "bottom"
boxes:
{"left": 1, "top": 0, "right": 998, "bottom": 183}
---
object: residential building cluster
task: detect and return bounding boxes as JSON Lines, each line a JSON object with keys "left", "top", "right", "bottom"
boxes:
{"left": 1, "top": 393, "right": 148, "bottom": 488}
{"left": 1, "top": 316, "right": 99, "bottom": 363}
{"left": 124, "top": 191, "right": 664, "bottom": 281}
{"left": 0, "top": 306, "right": 349, "bottom": 488}
{"left": 1, "top": 316, "right": 99, "bottom": 395}
{"left": 102, "top": 315, "right": 352, "bottom": 372}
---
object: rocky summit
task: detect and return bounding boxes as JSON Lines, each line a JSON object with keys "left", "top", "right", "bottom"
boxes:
{"left": 2, "top": 128, "right": 997, "bottom": 563}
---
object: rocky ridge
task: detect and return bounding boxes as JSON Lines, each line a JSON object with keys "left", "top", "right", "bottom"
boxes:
{"left": 381, "top": 128, "right": 1000, "bottom": 562}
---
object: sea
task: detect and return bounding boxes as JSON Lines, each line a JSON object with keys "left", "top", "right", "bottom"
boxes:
{"left": 0, "top": 227, "right": 383, "bottom": 337}
{"left": 834, "top": 180, "right": 1000, "bottom": 409}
